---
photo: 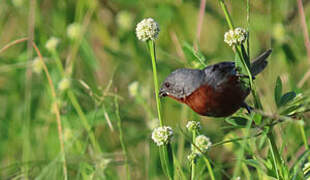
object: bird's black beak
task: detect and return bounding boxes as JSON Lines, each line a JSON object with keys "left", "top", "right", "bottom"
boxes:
{"left": 159, "top": 90, "right": 167, "bottom": 98}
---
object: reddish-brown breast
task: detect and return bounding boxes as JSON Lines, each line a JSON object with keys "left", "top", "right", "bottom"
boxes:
{"left": 181, "top": 76, "right": 249, "bottom": 117}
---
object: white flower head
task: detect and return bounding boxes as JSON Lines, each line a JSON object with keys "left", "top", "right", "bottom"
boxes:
{"left": 192, "top": 135, "right": 212, "bottom": 155}
{"left": 32, "top": 57, "right": 43, "bottom": 74}
{"left": 224, "top": 27, "right": 247, "bottom": 46}
{"left": 187, "top": 153, "right": 197, "bottom": 161}
{"left": 151, "top": 126, "right": 173, "bottom": 146}
{"left": 128, "top": 81, "right": 139, "bottom": 97}
{"left": 58, "top": 78, "right": 71, "bottom": 91}
{"left": 136, "top": 18, "right": 160, "bottom": 41}
{"left": 67, "top": 23, "right": 82, "bottom": 40}
{"left": 186, "top": 121, "right": 201, "bottom": 132}
{"left": 234, "top": 27, "right": 247, "bottom": 43}
{"left": 45, "top": 37, "right": 60, "bottom": 52}
{"left": 116, "top": 11, "right": 134, "bottom": 30}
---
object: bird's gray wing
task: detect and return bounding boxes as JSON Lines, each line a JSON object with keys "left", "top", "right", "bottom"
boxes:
{"left": 202, "top": 62, "right": 237, "bottom": 89}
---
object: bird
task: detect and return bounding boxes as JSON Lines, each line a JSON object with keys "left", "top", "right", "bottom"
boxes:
{"left": 159, "top": 49, "right": 272, "bottom": 117}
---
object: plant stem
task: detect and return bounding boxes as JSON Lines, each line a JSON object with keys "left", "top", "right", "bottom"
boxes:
{"left": 219, "top": 0, "right": 263, "bottom": 110}
{"left": 52, "top": 49, "right": 101, "bottom": 153}
{"left": 267, "top": 131, "right": 282, "bottom": 179}
{"left": 300, "top": 124, "right": 309, "bottom": 150}
{"left": 147, "top": 40, "right": 163, "bottom": 126}
{"left": 203, "top": 156, "right": 215, "bottom": 180}
{"left": 233, "top": 116, "right": 252, "bottom": 178}
{"left": 191, "top": 131, "right": 197, "bottom": 180}
{"left": 67, "top": 90, "right": 101, "bottom": 153}
{"left": 32, "top": 43, "right": 68, "bottom": 180}
{"left": 147, "top": 40, "right": 173, "bottom": 179}
{"left": 299, "top": 122, "right": 310, "bottom": 161}
{"left": 52, "top": 50, "right": 65, "bottom": 76}
{"left": 114, "top": 95, "right": 131, "bottom": 180}
{"left": 246, "top": 0, "right": 250, "bottom": 57}
{"left": 219, "top": 0, "right": 234, "bottom": 30}
{"left": 159, "top": 146, "right": 173, "bottom": 180}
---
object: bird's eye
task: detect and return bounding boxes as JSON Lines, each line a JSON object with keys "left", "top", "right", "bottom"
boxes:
{"left": 164, "top": 82, "right": 170, "bottom": 88}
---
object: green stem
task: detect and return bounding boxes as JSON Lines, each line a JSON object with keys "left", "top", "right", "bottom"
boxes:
{"left": 191, "top": 131, "right": 197, "bottom": 180}
{"left": 147, "top": 40, "right": 163, "bottom": 126}
{"left": 299, "top": 122, "right": 310, "bottom": 161}
{"left": 52, "top": 50, "right": 101, "bottom": 153}
{"left": 219, "top": 0, "right": 234, "bottom": 30}
{"left": 203, "top": 156, "right": 215, "bottom": 180}
{"left": 267, "top": 131, "right": 282, "bottom": 179}
{"left": 246, "top": 0, "right": 250, "bottom": 57}
{"left": 220, "top": 0, "right": 263, "bottom": 110}
{"left": 300, "top": 124, "right": 309, "bottom": 150}
{"left": 233, "top": 116, "right": 253, "bottom": 178}
{"left": 52, "top": 50, "right": 65, "bottom": 76}
{"left": 114, "top": 95, "right": 131, "bottom": 180}
{"left": 67, "top": 90, "right": 101, "bottom": 153}
{"left": 147, "top": 40, "right": 173, "bottom": 179}
{"left": 159, "top": 146, "right": 173, "bottom": 180}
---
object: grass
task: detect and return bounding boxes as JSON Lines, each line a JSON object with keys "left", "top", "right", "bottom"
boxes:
{"left": 0, "top": 0, "right": 310, "bottom": 179}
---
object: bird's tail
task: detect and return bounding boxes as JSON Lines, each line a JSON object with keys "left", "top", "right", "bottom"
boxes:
{"left": 250, "top": 49, "right": 272, "bottom": 76}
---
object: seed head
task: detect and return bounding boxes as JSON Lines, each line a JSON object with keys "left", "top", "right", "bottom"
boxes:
{"left": 32, "top": 57, "right": 43, "bottom": 74}
{"left": 192, "top": 135, "right": 212, "bottom": 155}
{"left": 128, "top": 81, "right": 139, "bottom": 97}
{"left": 58, "top": 78, "right": 71, "bottom": 91}
{"left": 186, "top": 121, "right": 201, "bottom": 132}
{"left": 67, "top": 23, "right": 82, "bottom": 40}
{"left": 45, "top": 37, "right": 60, "bottom": 52}
{"left": 116, "top": 11, "right": 134, "bottom": 30}
{"left": 187, "top": 153, "right": 197, "bottom": 161}
{"left": 136, "top": 18, "right": 160, "bottom": 41}
{"left": 151, "top": 126, "right": 173, "bottom": 146}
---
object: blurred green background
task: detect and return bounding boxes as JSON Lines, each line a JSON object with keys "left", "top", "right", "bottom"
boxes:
{"left": 0, "top": 0, "right": 310, "bottom": 179}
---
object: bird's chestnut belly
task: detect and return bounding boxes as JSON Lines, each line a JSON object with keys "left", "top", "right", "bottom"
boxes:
{"left": 183, "top": 77, "right": 250, "bottom": 117}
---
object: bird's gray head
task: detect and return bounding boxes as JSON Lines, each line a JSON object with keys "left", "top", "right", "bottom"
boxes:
{"left": 159, "top": 68, "right": 205, "bottom": 99}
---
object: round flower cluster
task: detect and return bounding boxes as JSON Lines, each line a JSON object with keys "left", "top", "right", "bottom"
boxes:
{"left": 187, "top": 135, "right": 212, "bottom": 161}
{"left": 32, "top": 57, "right": 42, "bottom": 74}
{"left": 45, "top": 37, "right": 60, "bottom": 52}
{"left": 224, "top": 27, "right": 247, "bottom": 46}
{"left": 151, "top": 126, "right": 173, "bottom": 146}
{"left": 58, "top": 78, "right": 71, "bottom": 91}
{"left": 186, "top": 121, "right": 201, "bottom": 132}
{"left": 67, "top": 23, "right": 82, "bottom": 40}
{"left": 128, "top": 81, "right": 139, "bottom": 97}
{"left": 192, "top": 135, "right": 212, "bottom": 155}
{"left": 136, "top": 18, "right": 160, "bottom": 41}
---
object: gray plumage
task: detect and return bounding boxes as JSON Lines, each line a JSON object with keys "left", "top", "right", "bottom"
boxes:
{"left": 159, "top": 49, "right": 272, "bottom": 99}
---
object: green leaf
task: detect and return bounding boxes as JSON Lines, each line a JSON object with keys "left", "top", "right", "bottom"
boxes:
{"left": 274, "top": 77, "right": 283, "bottom": 108}
{"left": 243, "top": 159, "right": 262, "bottom": 170}
{"left": 279, "top": 91, "right": 296, "bottom": 107}
{"left": 280, "top": 104, "right": 302, "bottom": 116}
{"left": 241, "top": 44, "right": 250, "bottom": 68}
{"left": 159, "top": 145, "right": 174, "bottom": 179}
{"left": 252, "top": 113, "right": 262, "bottom": 125}
{"left": 235, "top": 53, "right": 246, "bottom": 75}
{"left": 290, "top": 149, "right": 310, "bottom": 179}
{"left": 80, "top": 39, "right": 98, "bottom": 70}
{"left": 225, "top": 116, "right": 248, "bottom": 127}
